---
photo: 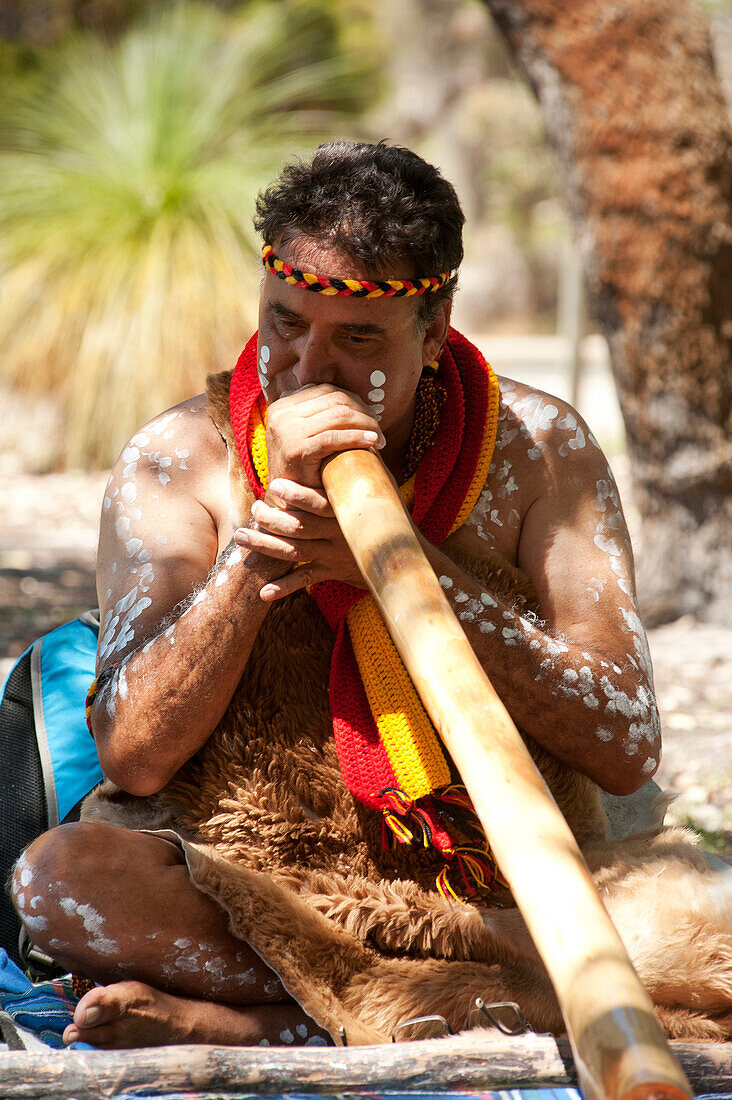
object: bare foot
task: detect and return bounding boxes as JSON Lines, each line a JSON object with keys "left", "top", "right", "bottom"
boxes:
{"left": 63, "top": 981, "right": 332, "bottom": 1049}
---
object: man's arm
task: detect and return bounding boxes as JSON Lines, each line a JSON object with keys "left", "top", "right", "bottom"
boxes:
{"left": 422, "top": 414, "right": 659, "bottom": 795}
{"left": 90, "top": 398, "right": 288, "bottom": 796}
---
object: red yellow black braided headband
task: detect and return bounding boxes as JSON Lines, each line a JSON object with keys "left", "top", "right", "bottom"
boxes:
{"left": 261, "top": 244, "right": 453, "bottom": 298}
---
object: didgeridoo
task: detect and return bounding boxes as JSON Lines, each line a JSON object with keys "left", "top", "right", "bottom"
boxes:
{"left": 321, "top": 448, "right": 692, "bottom": 1100}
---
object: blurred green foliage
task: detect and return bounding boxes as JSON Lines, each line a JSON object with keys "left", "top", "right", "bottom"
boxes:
{"left": 0, "top": 0, "right": 374, "bottom": 467}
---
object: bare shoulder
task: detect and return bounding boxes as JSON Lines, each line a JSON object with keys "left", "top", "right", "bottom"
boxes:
{"left": 112, "top": 394, "right": 228, "bottom": 510}
{"left": 495, "top": 375, "right": 604, "bottom": 473}
{"left": 95, "top": 394, "right": 230, "bottom": 671}
{"left": 455, "top": 376, "right": 608, "bottom": 563}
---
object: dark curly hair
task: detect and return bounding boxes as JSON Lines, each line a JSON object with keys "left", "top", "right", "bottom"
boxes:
{"left": 254, "top": 141, "right": 464, "bottom": 326}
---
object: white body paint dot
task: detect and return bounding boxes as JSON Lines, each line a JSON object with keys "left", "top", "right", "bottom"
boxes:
{"left": 370, "top": 370, "right": 386, "bottom": 387}
{"left": 260, "top": 345, "right": 270, "bottom": 363}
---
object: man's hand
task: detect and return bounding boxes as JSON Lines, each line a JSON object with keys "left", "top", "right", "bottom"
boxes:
{"left": 241, "top": 384, "right": 386, "bottom": 597}
{"left": 234, "top": 478, "right": 366, "bottom": 598}
{"left": 265, "top": 384, "right": 385, "bottom": 489}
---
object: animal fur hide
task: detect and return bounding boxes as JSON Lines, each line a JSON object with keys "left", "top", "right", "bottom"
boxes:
{"left": 81, "top": 372, "right": 732, "bottom": 1044}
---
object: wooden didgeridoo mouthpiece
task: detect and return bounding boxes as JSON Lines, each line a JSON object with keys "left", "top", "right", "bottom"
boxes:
{"left": 322, "top": 448, "right": 692, "bottom": 1100}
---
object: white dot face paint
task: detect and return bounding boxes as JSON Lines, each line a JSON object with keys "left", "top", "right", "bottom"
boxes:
{"left": 364, "top": 369, "right": 387, "bottom": 421}
{"left": 258, "top": 344, "right": 271, "bottom": 389}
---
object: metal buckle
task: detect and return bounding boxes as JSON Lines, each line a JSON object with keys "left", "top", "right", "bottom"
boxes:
{"left": 392, "top": 1014, "right": 453, "bottom": 1042}
{"left": 470, "top": 997, "right": 533, "bottom": 1035}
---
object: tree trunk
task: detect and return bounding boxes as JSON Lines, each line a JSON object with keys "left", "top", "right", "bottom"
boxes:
{"left": 482, "top": 0, "right": 732, "bottom": 625}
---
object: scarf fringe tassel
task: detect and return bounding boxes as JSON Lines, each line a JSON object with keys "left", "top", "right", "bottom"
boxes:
{"left": 378, "top": 784, "right": 507, "bottom": 900}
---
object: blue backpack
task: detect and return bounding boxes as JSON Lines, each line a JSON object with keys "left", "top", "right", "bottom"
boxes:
{"left": 0, "top": 613, "right": 103, "bottom": 968}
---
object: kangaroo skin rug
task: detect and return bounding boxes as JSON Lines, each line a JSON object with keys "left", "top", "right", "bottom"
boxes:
{"left": 81, "top": 370, "right": 732, "bottom": 1045}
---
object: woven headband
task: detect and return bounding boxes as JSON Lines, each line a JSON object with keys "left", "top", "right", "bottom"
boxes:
{"left": 261, "top": 244, "right": 453, "bottom": 298}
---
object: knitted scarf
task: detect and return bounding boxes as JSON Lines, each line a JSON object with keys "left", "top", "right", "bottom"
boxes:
{"left": 230, "top": 328, "right": 504, "bottom": 897}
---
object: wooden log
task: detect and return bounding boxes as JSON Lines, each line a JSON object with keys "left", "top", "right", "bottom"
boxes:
{"left": 321, "top": 449, "right": 694, "bottom": 1100}
{"left": 0, "top": 1036, "right": 729, "bottom": 1100}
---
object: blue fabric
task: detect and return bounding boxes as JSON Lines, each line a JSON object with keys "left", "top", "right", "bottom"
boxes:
{"left": 0, "top": 947, "right": 30, "bottom": 996}
{"left": 36, "top": 617, "right": 103, "bottom": 823}
{"left": 0, "top": 948, "right": 95, "bottom": 1050}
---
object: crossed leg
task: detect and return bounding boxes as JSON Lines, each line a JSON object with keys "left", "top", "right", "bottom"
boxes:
{"left": 10, "top": 822, "right": 331, "bottom": 1048}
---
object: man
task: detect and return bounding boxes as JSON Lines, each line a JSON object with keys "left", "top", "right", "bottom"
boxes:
{"left": 12, "top": 142, "right": 668, "bottom": 1048}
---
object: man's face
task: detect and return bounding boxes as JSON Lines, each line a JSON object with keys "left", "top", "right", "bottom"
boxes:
{"left": 256, "top": 237, "right": 448, "bottom": 440}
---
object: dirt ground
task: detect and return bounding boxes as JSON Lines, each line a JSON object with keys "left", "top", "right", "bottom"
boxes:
{"left": 1, "top": 403, "right": 729, "bottom": 851}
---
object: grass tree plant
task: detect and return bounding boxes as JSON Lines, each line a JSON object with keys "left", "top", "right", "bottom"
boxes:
{"left": 0, "top": 1, "right": 371, "bottom": 467}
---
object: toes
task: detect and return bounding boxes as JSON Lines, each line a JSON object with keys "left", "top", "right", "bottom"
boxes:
{"left": 63, "top": 1024, "right": 80, "bottom": 1045}
{"left": 64, "top": 1021, "right": 117, "bottom": 1048}
{"left": 73, "top": 985, "right": 114, "bottom": 1029}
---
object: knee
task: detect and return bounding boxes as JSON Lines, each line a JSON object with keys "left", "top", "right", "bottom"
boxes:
{"left": 10, "top": 822, "right": 118, "bottom": 923}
